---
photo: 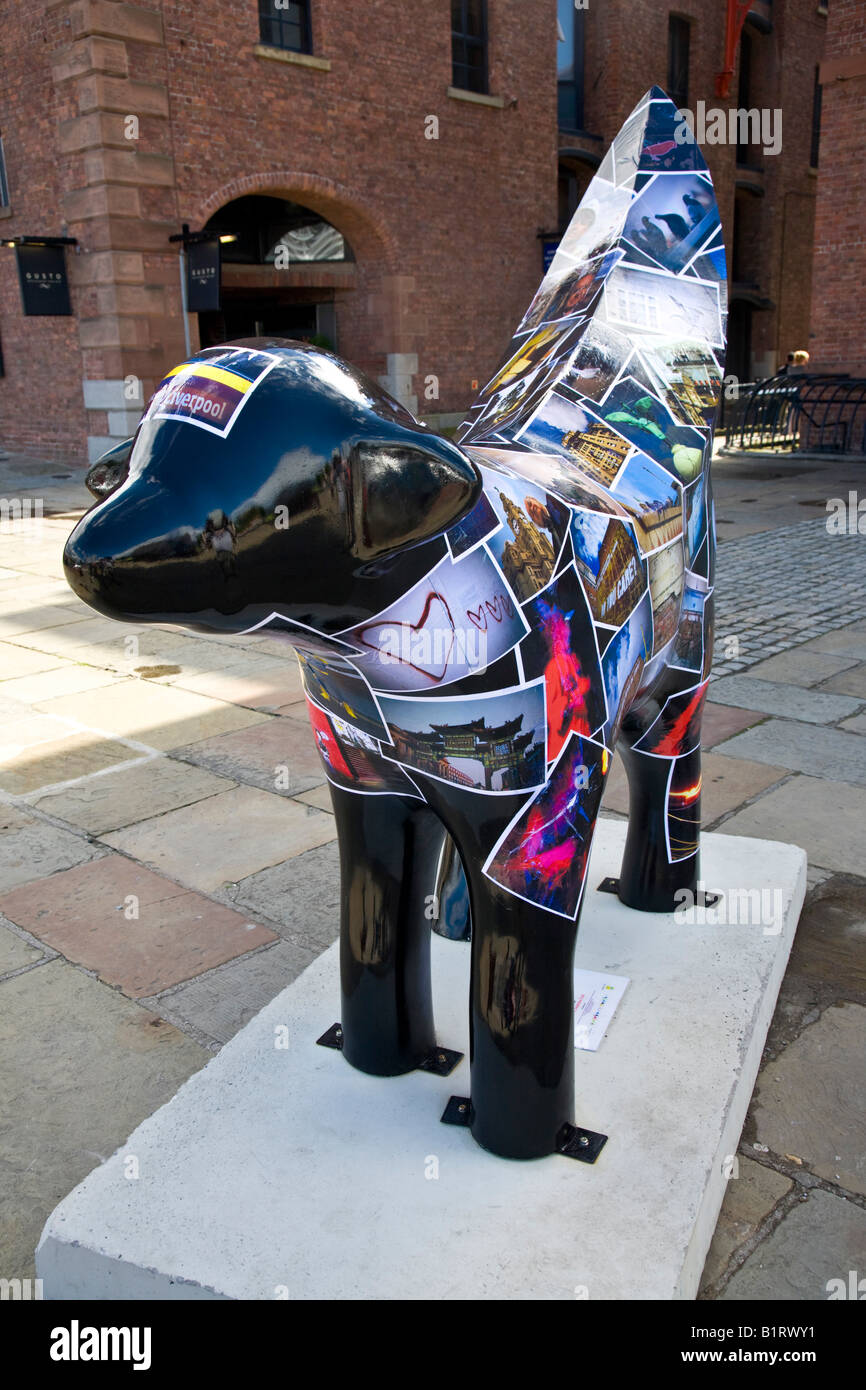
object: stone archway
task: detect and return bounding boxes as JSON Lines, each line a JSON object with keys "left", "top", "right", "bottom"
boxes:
{"left": 189, "top": 172, "right": 412, "bottom": 398}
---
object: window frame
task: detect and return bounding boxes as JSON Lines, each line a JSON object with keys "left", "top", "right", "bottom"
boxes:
{"left": 557, "top": 0, "right": 585, "bottom": 132}
{"left": 810, "top": 65, "right": 822, "bottom": 168}
{"left": 0, "top": 136, "right": 9, "bottom": 209}
{"left": 258, "top": 0, "right": 313, "bottom": 56}
{"left": 667, "top": 14, "right": 691, "bottom": 113}
{"left": 451, "top": 0, "right": 489, "bottom": 96}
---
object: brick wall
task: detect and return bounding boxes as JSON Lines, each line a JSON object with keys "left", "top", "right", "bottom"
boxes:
{"left": 810, "top": 0, "right": 866, "bottom": 373}
{"left": 0, "top": 0, "right": 835, "bottom": 463}
{"left": 0, "top": 4, "right": 88, "bottom": 459}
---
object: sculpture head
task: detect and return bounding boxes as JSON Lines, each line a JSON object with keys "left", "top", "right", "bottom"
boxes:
{"left": 63, "top": 340, "right": 481, "bottom": 646}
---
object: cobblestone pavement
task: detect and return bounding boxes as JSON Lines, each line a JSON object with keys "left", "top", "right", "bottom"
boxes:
{"left": 1, "top": 450, "right": 865, "bottom": 1298}
{"left": 713, "top": 518, "right": 866, "bottom": 676}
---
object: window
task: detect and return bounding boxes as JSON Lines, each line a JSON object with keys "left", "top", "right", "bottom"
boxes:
{"left": 736, "top": 28, "right": 753, "bottom": 164}
{"left": 204, "top": 195, "right": 353, "bottom": 265}
{"left": 558, "top": 158, "right": 594, "bottom": 234}
{"left": 0, "top": 136, "right": 9, "bottom": 208}
{"left": 667, "top": 15, "right": 690, "bottom": 112}
{"left": 258, "top": 0, "right": 311, "bottom": 54}
{"left": 452, "top": 0, "right": 488, "bottom": 94}
{"left": 810, "top": 66, "right": 822, "bottom": 167}
{"left": 557, "top": 0, "right": 585, "bottom": 130}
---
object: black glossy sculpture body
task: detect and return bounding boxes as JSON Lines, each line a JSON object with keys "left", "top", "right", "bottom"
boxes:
{"left": 64, "top": 90, "right": 727, "bottom": 1161}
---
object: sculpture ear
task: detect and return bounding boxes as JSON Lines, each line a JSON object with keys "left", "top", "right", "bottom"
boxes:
{"left": 85, "top": 436, "right": 135, "bottom": 500}
{"left": 347, "top": 435, "right": 481, "bottom": 560}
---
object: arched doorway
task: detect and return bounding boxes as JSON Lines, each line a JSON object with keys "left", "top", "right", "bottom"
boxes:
{"left": 198, "top": 195, "right": 356, "bottom": 351}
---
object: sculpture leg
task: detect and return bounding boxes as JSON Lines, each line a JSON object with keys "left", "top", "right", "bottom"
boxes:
{"left": 329, "top": 785, "right": 442, "bottom": 1076}
{"left": 427, "top": 764, "right": 608, "bottom": 1160}
{"left": 616, "top": 705, "right": 704, "bottom": 913}
{"left": 467, "top": 874, "right": 582, "bottom": 1159}
{"left": 432, "top": 833, "right": 471, "bottom": 941}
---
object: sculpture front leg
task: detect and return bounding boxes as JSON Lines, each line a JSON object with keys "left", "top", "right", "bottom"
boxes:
{"left": 426, "top": 732, "right": 609, "bottom": 1160}
{"left": 330, "top": 785, "right": 443, "bottom": 1076}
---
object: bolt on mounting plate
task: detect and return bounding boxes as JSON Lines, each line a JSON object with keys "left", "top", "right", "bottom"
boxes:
{"left": 440, "top": 1095, "right": 472, "bottom": 1127}
{"left": 555, "top": 1123, "right": 608, "bottom": 1164}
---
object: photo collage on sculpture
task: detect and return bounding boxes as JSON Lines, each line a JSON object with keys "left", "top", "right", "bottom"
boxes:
{"left": 287, "top": 92, "right": 726, "bottom": 910}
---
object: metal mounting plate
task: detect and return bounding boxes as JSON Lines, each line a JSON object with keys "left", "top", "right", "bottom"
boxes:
{"left": 555, "top": 1123, "right": 609, "bottom": 1164}
{"left": 440, "top": 1095, "right": 472, "bottom": 1127}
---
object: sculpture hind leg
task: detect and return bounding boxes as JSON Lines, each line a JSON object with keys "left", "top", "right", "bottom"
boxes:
{"left": 616, "top": 676, "right": 709, "bottom": 912}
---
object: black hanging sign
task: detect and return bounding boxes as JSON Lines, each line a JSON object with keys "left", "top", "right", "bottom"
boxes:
{"left": 16, "top": 242, "right": 72, "bottom": 316}
{"left": 186, "top": 237, "right": 221, "bottom": 312}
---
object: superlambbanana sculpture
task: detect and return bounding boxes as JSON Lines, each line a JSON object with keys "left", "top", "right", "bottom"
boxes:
{"left": 64, "top": 90, "right": 727, "bottom": 1161}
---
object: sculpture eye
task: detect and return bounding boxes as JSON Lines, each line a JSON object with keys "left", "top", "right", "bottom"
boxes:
{"left": 85, "top": 437, "right": 134, "bottom": 500}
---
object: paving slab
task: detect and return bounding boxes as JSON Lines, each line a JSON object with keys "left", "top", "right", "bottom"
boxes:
{"left": 719, "top": 774, "right": 866, "bottom": 874}
{"left": 34, "top": 679, "right": 268, "bottom": 751}
{"left": 839, "top": 712, "right": 866, "bottom": 734}
{"left": 143, "top": 940, "right": 321, "bottom": 1045}
{"left": 708, "top": 675, "right": 862, "bottom": 726}
{"left": 698, "top": 754, "right": 789, "bottom": 825}
{"left": 0, "top": 854, "right": 277, "bottom": 998}
{"left": 0, "top": 730, "right": 140, "bottom": 795}
{"left": 756, "top": 875, "right": 866, "bottom": 1071}
{"left": 0, "top": 605, "right": 89, "bottom": 639}
{"left": 226, "top": 841, "right": 341, "bottom": 952}
{"left": 0, "top": 959, "right": 207, "bottom": 1279}
{"left": 714, "top": 719, "right": 866, "bottom": 785}
{"left": 743, "top": 648, "right": 861, "bottom": 687}
{"left": 783, "top": 878, "right": 866, "bottom": 999}
{"left": 720, "top": 1189, "right": 866, "bottom": 1301}
{"left": 702, "top": 701, "right": 765, "bottom": 747}
{"left": 0, "top": 546, "right": 70, "bottom": 583}
{"left": 0, "top": 713, "right": 80, "bottom": 760}
{"left": 0, "top": 803, "right": 101, "bottom": 891}
{"left": 273, "top": 702, "right": 312, "bottom": 723}
{"left": 0, "top": 691, "right": 34, "bottom": 727}
{"left": 0, "top": 643, "right": 70, "bottom": 680}
{"left": 294, "top": 784, "right": 334, "bottom": 812}
{"left": 127, "top": 636, "right": 280, "bottom": 677}
{"left": 35, "top": 824, "right": 806, "bottom": 1301}
{"left": 0, "top": 579, "right": 72, "bottom": 608}
{"left": 169, "top": 664, "right": 305, "bottom": 710}
{"left": 173, "top": 718, "right": 325, "bottom": 797}
{"left": 699, "top": 1157, "right": 792, "bottom": 1291}
{"left": 28, "top": 757, "right": 235, "bottom": 833}
{"left": 102, "top": 785, "right": 338, "bottom": 893}
{"left": 804, "top": 630, "right": 866, "bottom": 661}
{"left": 0, "top": 664, "right": 122, "bottom": 704}
{"left": 818, "top": 662, "right": 866, "bottom": 700}
{"left": 0, "top": 920, "right": 49, "bottom": 976}
{"left": 8, "top": 618, "right": 148, "bottom": 660}
{"left": 751, "top": 1003, "right": 866, "bottom": 1197}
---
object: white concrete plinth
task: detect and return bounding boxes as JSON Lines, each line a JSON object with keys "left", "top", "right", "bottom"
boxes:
{"left": 36, "top": 824, "right": 806, "bottom": 1301}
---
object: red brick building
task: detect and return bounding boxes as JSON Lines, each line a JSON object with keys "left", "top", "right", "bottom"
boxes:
{"left": 558, "top": 0, "right": 829, "bottom": 386}
{"left": 809, "top": 0, "right": 866, "bottom": 374}
{"left": 0, "top": 1, "right": 831, "bottom": 465}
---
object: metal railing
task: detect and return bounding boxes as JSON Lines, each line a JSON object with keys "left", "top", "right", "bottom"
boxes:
{"left": 722, "top": 373, "right": 866, "bottom": 454}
